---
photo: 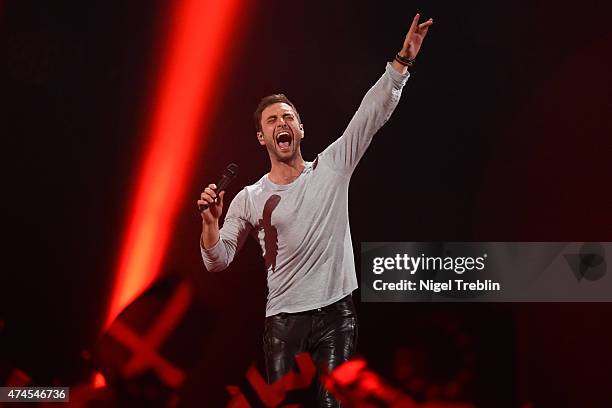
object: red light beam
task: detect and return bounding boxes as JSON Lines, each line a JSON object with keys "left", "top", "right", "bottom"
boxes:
{"left": 106, "top": 0, "right": 247, "bottom": 328}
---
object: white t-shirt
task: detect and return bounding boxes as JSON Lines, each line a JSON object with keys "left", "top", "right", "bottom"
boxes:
{"left": 202, "top": 63, "right": 409, "bottom": 316}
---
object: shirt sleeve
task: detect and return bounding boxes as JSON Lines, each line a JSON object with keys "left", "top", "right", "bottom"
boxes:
{"left": 319, "top": 62, "right": 410, "bottom": 174}
{"left": 200, "top": 188, "right": 253, "bottom": 272}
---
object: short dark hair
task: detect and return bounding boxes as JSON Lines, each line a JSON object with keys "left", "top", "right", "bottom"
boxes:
{"left": 253, "top": 94, "right": 301, "bottom": 132}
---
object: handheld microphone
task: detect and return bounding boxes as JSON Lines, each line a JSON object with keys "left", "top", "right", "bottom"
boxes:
{"left": 199, "top": 163, "right": 239, "bottom": 213}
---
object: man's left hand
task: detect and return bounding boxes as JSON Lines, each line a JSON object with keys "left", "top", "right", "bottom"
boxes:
{"left": 399, "top": 13, "right": 433, "bottom": 60}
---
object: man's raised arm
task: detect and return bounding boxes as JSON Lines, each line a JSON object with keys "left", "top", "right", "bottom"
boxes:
{"left": 320, "top": 13, "right": 433, "bottom": 173}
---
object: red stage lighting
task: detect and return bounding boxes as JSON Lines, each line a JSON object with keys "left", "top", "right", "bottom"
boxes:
{"left": 106, "top": 0, "right": 248, "bottom": 328}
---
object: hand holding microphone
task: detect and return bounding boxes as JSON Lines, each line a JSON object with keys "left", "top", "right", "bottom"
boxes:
{"left": 198, "top": 183, "right": 225, "bottom": 224}
{"left": 198, "top": 163, "right": 238, "bottom": 225}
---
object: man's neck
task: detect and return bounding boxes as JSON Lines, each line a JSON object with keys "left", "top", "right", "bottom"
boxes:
{"left": 268, "top": 155, "right": 306, "bottom": 185}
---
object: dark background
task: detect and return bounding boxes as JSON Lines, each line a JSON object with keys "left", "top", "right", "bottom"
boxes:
{"left": 2, "top": 0, "right": 612, "bottom": 406}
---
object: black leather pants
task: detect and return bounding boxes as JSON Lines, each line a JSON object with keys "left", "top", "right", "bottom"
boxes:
{"left": 263, "top": 295, "right": 358, "bottom": 407}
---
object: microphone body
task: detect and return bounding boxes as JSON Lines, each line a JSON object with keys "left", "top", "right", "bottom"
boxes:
{"left": 199, "top": 163, "right": 239, "bottom": 212}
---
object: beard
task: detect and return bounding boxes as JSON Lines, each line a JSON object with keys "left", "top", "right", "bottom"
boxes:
{"left": 265, "top": 127, "right": 302, "bottom": 162}
{"left": 270, "top": 143, "right": 300, "bottom": 162}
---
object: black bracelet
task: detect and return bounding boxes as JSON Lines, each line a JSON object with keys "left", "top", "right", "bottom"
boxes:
{"left": 395, "top": 53, "right": 413, "bottom": 63}
{"left": 394, "top": 53, "right": 415, "bottom": 67}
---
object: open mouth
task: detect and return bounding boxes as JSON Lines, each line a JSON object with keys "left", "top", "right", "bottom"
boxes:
{"left": 276, "top": 130, "right": 292, "bottom": 151}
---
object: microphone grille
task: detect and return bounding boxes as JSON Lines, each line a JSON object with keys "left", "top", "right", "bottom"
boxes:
{"left": 226, "top": 163, "right": 239, "bottom": 177}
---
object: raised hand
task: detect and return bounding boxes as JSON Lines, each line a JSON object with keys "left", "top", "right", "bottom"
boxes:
{"left": 399, "top": 13, "right": 433, "bottom": 60}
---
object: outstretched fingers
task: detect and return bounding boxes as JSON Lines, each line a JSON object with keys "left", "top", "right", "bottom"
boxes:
{"left": 398, "top": 13, "right": 433, "bottom": 61}
{"left": 408, "top": 13, "right": 421, "bottom": 35}
{"left": 418, "top": 19, "right": 433, "bottom": 30}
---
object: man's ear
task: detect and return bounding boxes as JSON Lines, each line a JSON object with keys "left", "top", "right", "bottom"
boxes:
{"left": 257, "top": 131, "right": 265, "bottom": 145}
{"left": 299, "top": 123, "right": 305, "bottom": 139}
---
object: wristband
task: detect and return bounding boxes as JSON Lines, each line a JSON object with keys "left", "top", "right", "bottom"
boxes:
{"left": 394, "top": 53, "right": 415, "bottom": 67}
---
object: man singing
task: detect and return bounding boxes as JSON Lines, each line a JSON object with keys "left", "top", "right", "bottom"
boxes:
{"left": 198, "top": 13, "right": 433, "bottom": 407}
